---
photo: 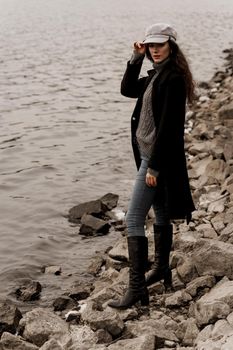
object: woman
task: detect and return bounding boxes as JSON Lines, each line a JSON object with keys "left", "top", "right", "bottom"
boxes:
{"left": 108, "top": 23, "right": 196, "bottom": 309}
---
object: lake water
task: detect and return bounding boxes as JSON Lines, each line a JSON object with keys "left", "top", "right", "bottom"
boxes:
{"left": 0, "top": 0, "right": 232, "bottom": 304}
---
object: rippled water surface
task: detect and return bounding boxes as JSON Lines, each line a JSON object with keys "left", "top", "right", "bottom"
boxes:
{"left": 0, "top": 0, "right": 233, "bottom": 302}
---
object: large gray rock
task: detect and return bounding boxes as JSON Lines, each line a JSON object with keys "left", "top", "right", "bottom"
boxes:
{"left": 194, "top": 279, "right": 233, "bottom": 326}
{"left": 68, "top": 280, "right": 93, "bottom": 301}
{"left": 68, "top": 200, "right": 104, "bottom": 222}
{"left": 191, "top": 239, "right": 233, "bottom": 279}
{"left": 80, "top": 214, "right": 110, "bottom": 236}
{"left": 99, "top": 193, "right": 119, "bottom": 211}
{"left": 68, "top": 193, "right": 119, "bottom": 223}
{"left": 108, "top": 335, "right": 155, "bottom": 350}
{"left": 19, "top": 308, "right": 69, "bottom": 347}
{"left": 81, "top": 302, "right": 124, "bottom": 337}
{"left": 0, "top": 332, "right": 38, "bottom": 350}
{"left": 0, "top": 301, "right": 22, "bottom": 336}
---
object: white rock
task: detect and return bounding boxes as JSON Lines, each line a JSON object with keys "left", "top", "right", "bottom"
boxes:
{"left": 19, "top": 308, "right": 69, "bottom": 347}
{"left": 194, "top": 280, "right": 233, "bottom": 326}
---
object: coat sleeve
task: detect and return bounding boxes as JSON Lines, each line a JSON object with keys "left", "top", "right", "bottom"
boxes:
{"left": 121, "top": 61, "right": 147, "bottom": 98}
{"left": 148, "top": 75, "right": 186, "bottom": 172}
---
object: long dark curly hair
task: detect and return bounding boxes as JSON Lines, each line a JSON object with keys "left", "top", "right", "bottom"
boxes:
{"left": 146, "top": 40, "right": 196, "bottom": 105}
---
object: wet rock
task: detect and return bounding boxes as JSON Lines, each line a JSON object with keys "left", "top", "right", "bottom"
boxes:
{"left": 53, "top": 296, "right": 77, "bottom": 311}
{"left": 15, "top": 279, "right": 42, "bottom": 301}
{"left": 108, "top": 335, "right": 155, "bottom": 350}
{"left": 68, "top": 193, "right": 119, "bottom": 224}
{"left": 99, "top": 193, "right": 119, "bottom": 211}
{"left": 81, "top": 302, "right": 124, "bottom": 337}
{"left": 19, "top": 307, "right": 69, "bottom": 347}
{"left": 39, "top": 338, "right": 63, "bottom": 350}
{"left": 68, "top": 199, "right": 104, "bottom": 223}
{"left": 0, "top": 332, "right": 39, "bottom": 350}
{"left": 79, "top": 214, "right": 110, "bottom": 236}
{"left": 44, "top": 266, "right": 62, "bottom": 275}
{"left": 194, "top": 279, "right": 233, "bottom": 326}
{"left": 68, "top": 280, "right": 93, "bottom": 301}
{"left": 0, "top": 301, "right": 22, "bottom": 336}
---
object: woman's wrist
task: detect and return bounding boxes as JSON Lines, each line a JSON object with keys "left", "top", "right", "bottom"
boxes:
{"left": 130, "top": 51, "right": 145, "bottom": 64}
{"left": 147, "top": 168, "right": 159, "bottom": 177}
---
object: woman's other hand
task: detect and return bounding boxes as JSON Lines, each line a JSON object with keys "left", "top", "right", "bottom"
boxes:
{"left": 133, "top": 41, "right": 146, "bottom": 55}
{"left": 146, "top": 173, "right": 157, "bottom": 187}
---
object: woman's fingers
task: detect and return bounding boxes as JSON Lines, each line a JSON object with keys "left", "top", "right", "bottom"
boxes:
{"left": 146, "top": 174, "right": 157, "bottom": 187}
{"left": 133, "top": 41, "right": 146, "bottom": 54}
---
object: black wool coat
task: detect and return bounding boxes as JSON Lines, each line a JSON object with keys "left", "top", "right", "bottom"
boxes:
{"left": 121, "top": 59, "right": 195, "bottom": 222}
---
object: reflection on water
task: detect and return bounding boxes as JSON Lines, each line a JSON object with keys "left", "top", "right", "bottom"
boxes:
{"left": 0, "top": 0, "right": 232, "bottom": 301}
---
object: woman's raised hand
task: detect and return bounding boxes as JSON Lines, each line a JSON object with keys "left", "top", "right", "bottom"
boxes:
{"left": 133, "top": 41, "right": 146, "bottom": 55}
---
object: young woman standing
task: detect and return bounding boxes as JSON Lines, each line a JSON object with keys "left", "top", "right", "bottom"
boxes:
{"left": 108, "top": 23, "right": 196, "bottom": 309}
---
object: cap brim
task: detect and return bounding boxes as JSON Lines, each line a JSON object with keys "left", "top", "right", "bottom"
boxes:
{"left": 143, "top": 35, "right": 169, "bottom": 44}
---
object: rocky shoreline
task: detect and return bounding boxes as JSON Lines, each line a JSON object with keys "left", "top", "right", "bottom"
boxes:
{"left": 0, "top": 48, "right": 233, "bottom": 350}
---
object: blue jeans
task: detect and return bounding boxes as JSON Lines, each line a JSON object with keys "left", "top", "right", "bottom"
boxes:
{"left": 126, "top": 159, "right": 170, "bottom": 237}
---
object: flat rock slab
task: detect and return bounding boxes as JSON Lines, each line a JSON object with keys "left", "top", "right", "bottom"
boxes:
{"left": 68, "top": 193, "right": 119, "bottom": 223}
{"left": 79, "top": 214, "right": 110, "bottom": 236}
{"left": 69, "top": 200, "right": 104, "bottom": 223}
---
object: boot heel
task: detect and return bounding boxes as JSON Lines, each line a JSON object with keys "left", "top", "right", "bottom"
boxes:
{"left": 163, "top": 268, "right": 172, "bottom": 290}
{"left": 140, "top": 293, "right": 149, "bottom": 306}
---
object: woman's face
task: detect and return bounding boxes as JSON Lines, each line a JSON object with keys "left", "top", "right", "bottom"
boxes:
{"left": 148, "top": 42, "right": 170, "bottom": 64}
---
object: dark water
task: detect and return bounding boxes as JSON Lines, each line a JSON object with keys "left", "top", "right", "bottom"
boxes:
{"left": 0, "top": 0, "right": 233, "bottom": 303}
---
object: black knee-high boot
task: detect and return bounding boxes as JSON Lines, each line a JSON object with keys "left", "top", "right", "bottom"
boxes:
{"left": 108, "top": 236, "right": 149, "bottom": 309}
{"left": 146, "top": 224, "right": 173, "bottom": 289}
